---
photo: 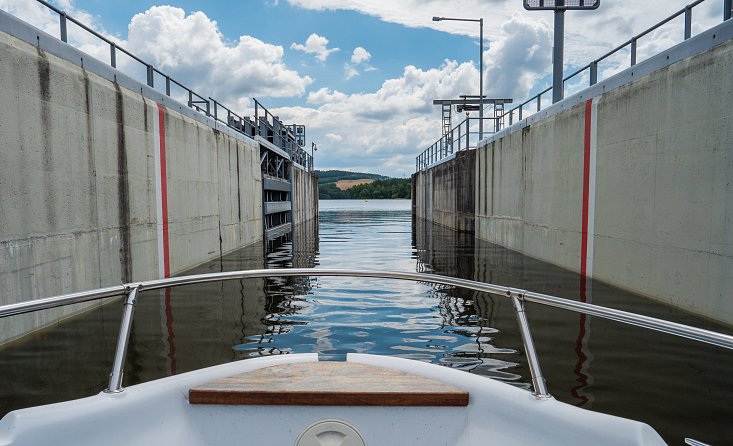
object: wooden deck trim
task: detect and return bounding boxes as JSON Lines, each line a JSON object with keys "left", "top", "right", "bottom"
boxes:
{"left": 189, "top": 362, "right": 469, "bottom": 407}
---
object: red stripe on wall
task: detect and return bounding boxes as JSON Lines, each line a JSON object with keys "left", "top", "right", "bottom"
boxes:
{"left": 580, "top": 99, "right": 593, "bottom": 282}
{"left": 157, "top": 103, "right": 170, "bottom": 278}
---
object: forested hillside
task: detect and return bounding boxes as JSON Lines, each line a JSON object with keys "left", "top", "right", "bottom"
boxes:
{"left": 315, "top": 170, "right": 410, "bottom": 199}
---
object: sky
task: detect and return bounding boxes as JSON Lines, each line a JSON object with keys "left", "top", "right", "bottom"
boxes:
{"left": 0, "top": 0, "right": 724, "bottom": 176}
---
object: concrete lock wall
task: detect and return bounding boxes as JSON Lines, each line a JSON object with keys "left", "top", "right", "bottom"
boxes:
{"left": 0, "top": 29, "right": 263, "bottom": 344}
{"left": 291, "top": 166, "right": 318, "bottom": 225}
{"left": 412, "top": 150, "right": 475, "bottom": 232}
{"left": 476, "top": 28, "right": 733, "bottom": 324}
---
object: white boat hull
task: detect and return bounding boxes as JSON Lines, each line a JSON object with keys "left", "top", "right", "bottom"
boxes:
{"left": 0, "top": 353, "right": 666, "bottom": 445}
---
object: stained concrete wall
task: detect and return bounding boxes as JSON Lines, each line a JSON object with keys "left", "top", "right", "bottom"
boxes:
{"left": 0, "top": 28, "right": 262, "bottom": 344}
{"left": 476, "top": 25, "right": 733, "bottom": 324}
{"left": 291, "top": 166, "right": 318, "bottom": 226}
{"left": 412, "top": 150, "right": 475, "bottom": 232}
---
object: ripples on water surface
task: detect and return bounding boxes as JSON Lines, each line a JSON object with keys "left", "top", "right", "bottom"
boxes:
{"left": 1, "top": 199, "right": 732, "bottom": 444}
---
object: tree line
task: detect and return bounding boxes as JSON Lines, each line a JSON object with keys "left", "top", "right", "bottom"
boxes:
{"left": 319, "top": 178, "right": 411, "bottom": 200}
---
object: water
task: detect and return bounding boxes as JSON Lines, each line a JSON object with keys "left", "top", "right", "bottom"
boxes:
{"left": 1, "top": 198, "right": 732, "bottom": 444}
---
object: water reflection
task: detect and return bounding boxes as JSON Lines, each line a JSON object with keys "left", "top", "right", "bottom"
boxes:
{"left": 1, "top": 199, "right": 732, "bottom": 445}
{"left": 415, "top": 214, "right": 733, "bottom": 445}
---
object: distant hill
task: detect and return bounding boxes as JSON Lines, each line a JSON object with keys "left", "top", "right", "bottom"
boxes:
{"left": 314, "top": 170, "right": 410, "bottom": 200}
{"left": 315, "top": 170, "right": 389, "bottom": 184}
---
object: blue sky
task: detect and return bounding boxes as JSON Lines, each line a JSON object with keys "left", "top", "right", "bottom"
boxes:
{"left": 66, "top": 0, "right": 479, "bottom": 104}
{"left": 0, "top": 0, "right": 724, "bottom": 176}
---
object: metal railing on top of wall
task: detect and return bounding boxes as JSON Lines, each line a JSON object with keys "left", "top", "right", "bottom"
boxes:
{"left": 415, "top": 117, "right": 496, "bottom": 171}
{"left": 500, "top": 0, "right": 728, "bottom": 129}
{"left": 30, "top": 0, "right": 314, "bottom": 171}
{"left": 415, "top": 0, "right": 731, "bottom": 172}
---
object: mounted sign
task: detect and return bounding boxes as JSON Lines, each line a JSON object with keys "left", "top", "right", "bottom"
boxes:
{"left": 523, "top": 0, "right": 600, "bottom": 10}
{"left": 456, "top": 105, "right": 480, "bottom": 113}
{"left": 289, "top": 124, "right": 306, "bottom": 147}
{"left": 524, "top": 0, "right": 601, "bottom": 103}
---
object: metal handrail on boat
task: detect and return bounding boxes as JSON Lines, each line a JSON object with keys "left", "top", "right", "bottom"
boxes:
{"left": 1, "top": 268, "right": 732, "bottom": 398}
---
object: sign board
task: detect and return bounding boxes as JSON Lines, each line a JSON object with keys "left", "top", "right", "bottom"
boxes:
{"left": 523, "top": 0, "right": 600, "bottom": 10}
{"left": 456, "top": 105, "right": 480, "bottom": 112}
{"left": 291, "top": 124, "right": 306, "bottom": 147}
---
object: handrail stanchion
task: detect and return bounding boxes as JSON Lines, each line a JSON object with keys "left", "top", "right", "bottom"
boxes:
{"left": 630, "top": 38, "right": 638, "bottom": 66}
{"left": 146, "top": 65, "right": 154, "bottom": 88}
{"left": 105, "top": 285, "right": 141, "bottom": 393}
{"left": 110, "top": 43, "right": 116, "bottom": 68}
{"left": 510, "top": 290, "right": 551, "bottom": 399}
{"left": 589, "top": 61, "right": 598, "bottom": 85}
{"left": 59, "top": 13, "right": 67, "bottom": 42}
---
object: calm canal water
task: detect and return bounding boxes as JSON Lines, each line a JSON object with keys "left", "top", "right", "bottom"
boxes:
{"left": 1, "top": 199, "right": 731, "bottom": 444}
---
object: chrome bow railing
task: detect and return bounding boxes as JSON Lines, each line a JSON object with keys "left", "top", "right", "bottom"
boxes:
{"left": 1, "top": 268, "right": 732, "bottom": 398}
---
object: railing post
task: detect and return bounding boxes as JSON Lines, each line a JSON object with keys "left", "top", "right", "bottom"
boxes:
{"left": 510, "top": 290, "right": 551, "bottom": 399}
{"left": 509, "top": 110, "right": 513, "bottom": 126}
{"left": 105, "top": 285, "right": 140, "bottom": 393}
{"left": 188, "top": 90, "right": 193, "bottom": 108}
{"left": 210, "top": 98, "right": 217, "bottom": 120}
{"left": 684, "top": 6, "right": 692, "bottom": 40}
{"left": 59, "top": 13, "right": 68, "bottom": 42}
{"left": 254, "top": 99, "right": 260, "bottom": 129}
{"left": 165, "top": 76, "right": 171, "bottom": 96}
{"left": 537, "top": 95, "right": 541, "bottom": 112}
{"left": 589, "top": 61, "right": 598, "bottom": 86}
{"left": 518, "top": 106, "right": 523, "bottom": 121}
{"left": 457, "top": 124, "right": 462, "bottom": 151}
{"left": 146, "top": 65, "right": 154, "bottom": 88}
{"left": 726, "top": 0, "right": 732, "bottom": 21}
{"left": 630, "top": 38, "right": 637, "bottom": 66}
{"left": 110, "top": 43, "right": 117, "bottom": 68}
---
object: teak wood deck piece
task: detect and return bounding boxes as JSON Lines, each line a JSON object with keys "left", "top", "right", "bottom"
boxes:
{"left": 189, "top": 362, "right": 469, "bottom": 406}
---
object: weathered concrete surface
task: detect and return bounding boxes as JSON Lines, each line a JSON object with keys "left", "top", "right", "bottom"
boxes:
{"left": 0, "top": 30, "right": 262, "bottom": 343}
{"left": 476, "top": 35, "right": 733, "bottom": 324}
{"left": 291, "top": 166, "right": 318, "bottom": 225}
{"left": 412, "top": 150, "right": 475, "bottom": 232}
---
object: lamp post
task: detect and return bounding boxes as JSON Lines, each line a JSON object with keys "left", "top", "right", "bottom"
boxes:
{"left": 433, "top": 16, "right": 484, "bottom": 141}
{"left": 311, "top": 142, "right": 317, "bottom": 172}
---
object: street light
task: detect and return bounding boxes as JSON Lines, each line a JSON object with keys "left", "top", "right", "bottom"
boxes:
{"left": 311, "top": 142, "right": 317, "bottom": 172}
{"left": 432, "top": 16, "right": 485, "bottom": 140}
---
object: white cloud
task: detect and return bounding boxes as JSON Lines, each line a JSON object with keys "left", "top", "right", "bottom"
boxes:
{"left": 0, "top": 1, "right": 313, "bottom": 112}
{"left": 288, "top": 0, "right": 723, "bottom": 99}
{"left": 123, "top": 6, "right": 313, "bottom": 110}
{"left": 344, "top": 46, "right": 374, "bottom": 79}
{"left": 351, "top": 46, "right": 371, "bottom": 64}
{"left": 484, "top": 13, "right": 553, "bottom": 100}
{"left": 307, "top": 87, "right": 348, "bottom": 104}
{"left": 0, "top": 0, "right": 115, "bottom": 53}
{"left": 276, "top": 60, "right": 481, "bottom": 176}
{"left": 291, "top": 32, "right": 339, "bottom": 62}
{"left": 344, "top": 63, "right": 360, "bottom": 80}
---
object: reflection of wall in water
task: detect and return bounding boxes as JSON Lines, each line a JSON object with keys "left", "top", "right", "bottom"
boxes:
{"left": 412, "top": 218, "right": 474, "bottom": 277}
{"left": 414, "top": 218, "right": 596, "bottom": 395}
{"left": 130, "top": 242, "right": 267, "bottom": 382}
{"left": 413, "top": 219, "right": 520, "bottom": 379}
{"left": 256, "top": 221, "right": 320, "bottom": 351}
